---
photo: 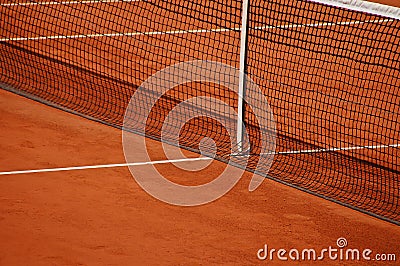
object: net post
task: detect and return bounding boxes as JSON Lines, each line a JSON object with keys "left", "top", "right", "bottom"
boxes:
{"left": 237, "top": 0, "right": 250, "bottom": 153}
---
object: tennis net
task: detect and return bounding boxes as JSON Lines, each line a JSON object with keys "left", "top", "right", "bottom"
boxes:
{"left": 0, "top": 0, "right": 399, "bottom": 224}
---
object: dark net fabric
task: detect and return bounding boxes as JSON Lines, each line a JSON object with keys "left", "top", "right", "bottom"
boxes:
{"left": 0, "top": 0, "right": 399, "bottom": 223}
{"left": 247, "top": 0, "right": 399, "bottom": 223}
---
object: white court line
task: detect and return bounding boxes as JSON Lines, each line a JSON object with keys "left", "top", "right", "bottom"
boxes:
{"left": 231, "top": 143, "right": 399, "bottom": 157}
{"left": 0, "top": 18, "right": 393, "bottom": 42}
{"left": 0, "top": 157, "right": 212, "bottom": 176}
{"left": 0, "top": 27, "right": 234, "bottom": 42}
{"left": 268, "top": 143, "right": 400, "bottom": 155}
{"left": 254, "top": 18, "right": 392, "bottom": 30}
{"left": 0, "top": 0, "right": 140, "bottom": 7}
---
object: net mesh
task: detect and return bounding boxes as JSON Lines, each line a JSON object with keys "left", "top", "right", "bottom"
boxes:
{"left": 0, "top": 0, "right": 399, "bottom": 224}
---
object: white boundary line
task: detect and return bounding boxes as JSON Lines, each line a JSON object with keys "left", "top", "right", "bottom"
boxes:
{"left": 231, "top": 143, "right": 399, "bottom": 157}
{"left": 0, "top": 27, "right": 235, "bottom": 42}
{"left": 1, "top": 143, "right": 396, "bottom": 175}
{"left": 254, "top": 18, "right": 392, "bottom": 30}
{"left": 268, "top": 143, "right": 400, "bottom": 155}
{"left": 0, "top": 18, "right": 393, "bottom": 42}
{"left": 0, "top": 157, "right": 212, "bottom": 176}
{"left": 0, "top": 0, "right": 140, "bottom": 7}
{"left": 3, "top": 0, "right": 400, "bottom": 20}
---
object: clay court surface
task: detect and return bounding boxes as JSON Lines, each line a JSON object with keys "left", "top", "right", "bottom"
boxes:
{"left": 1, "top": 89, "right": 400, "bottom": 264}
{"left": 1, "top": 0, "right": 400, "bottom": 265}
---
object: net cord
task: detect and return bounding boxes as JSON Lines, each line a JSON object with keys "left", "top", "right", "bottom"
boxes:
{"left": 308, "top": 0, "right": 400, "bottom": 20}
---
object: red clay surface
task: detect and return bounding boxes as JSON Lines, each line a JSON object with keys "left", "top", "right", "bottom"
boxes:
{"left": 1, "top": 0, "right": 399, "bottom": 220}
{"left": 1, "top": 0, "right": 400, "bottom": 264}
{"left": 1, "top": 87, "right": 400, "bottom": 265}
